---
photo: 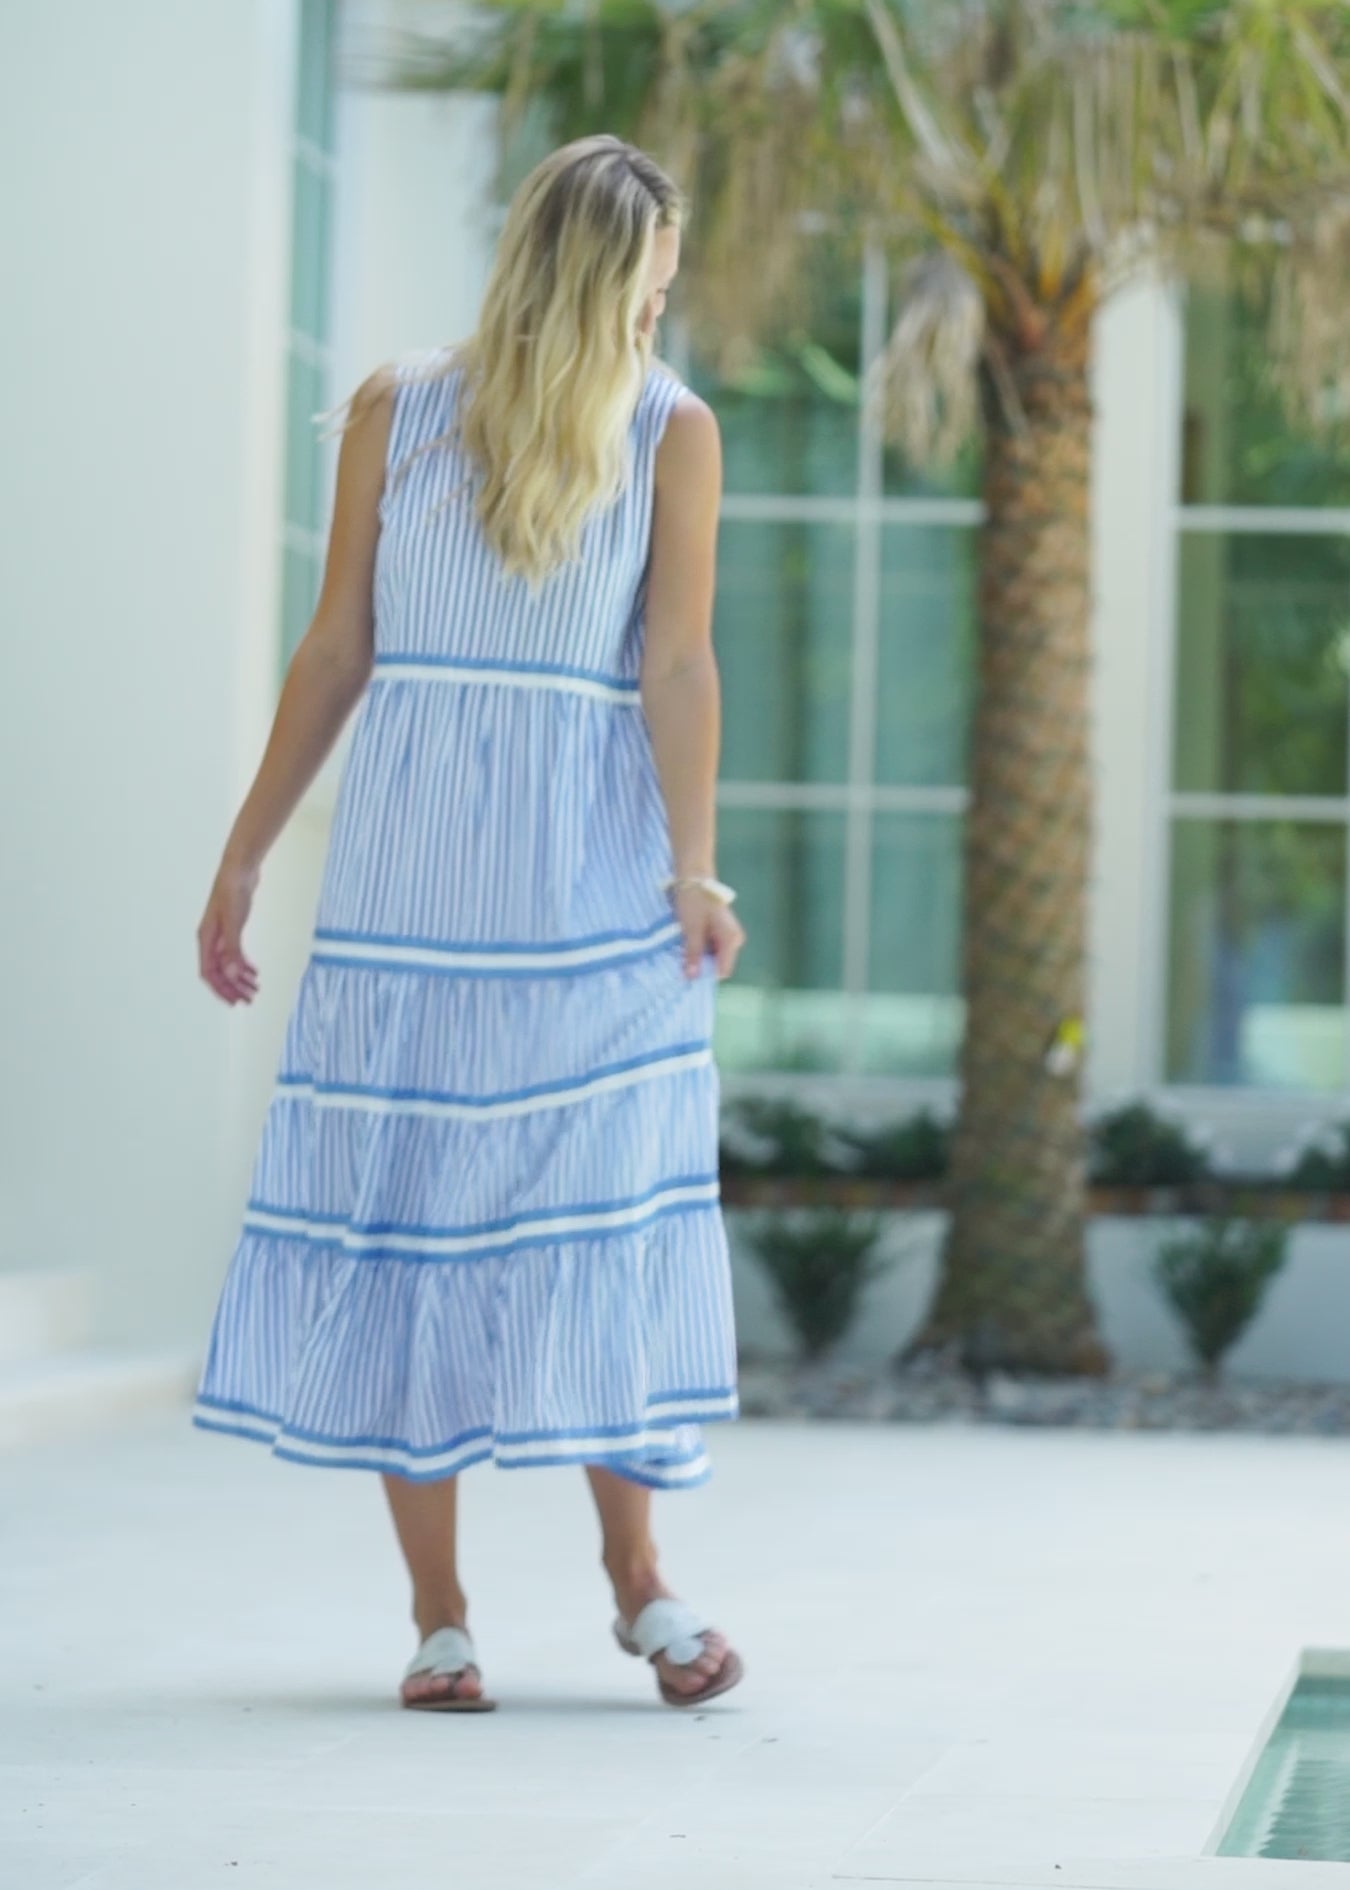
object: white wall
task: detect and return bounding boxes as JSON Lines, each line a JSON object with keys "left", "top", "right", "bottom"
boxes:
{"left": 0, "top": 1, "right": 298, "bottom": 1345}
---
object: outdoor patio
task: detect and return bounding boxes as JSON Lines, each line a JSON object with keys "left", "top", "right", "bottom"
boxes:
{"left": 6, "top": 1410, "right": 1350, "bottom": 1889}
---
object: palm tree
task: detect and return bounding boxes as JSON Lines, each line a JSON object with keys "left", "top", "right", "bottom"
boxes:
{"left": 370, "top": 1, "right": 1350, "bottom": 1374}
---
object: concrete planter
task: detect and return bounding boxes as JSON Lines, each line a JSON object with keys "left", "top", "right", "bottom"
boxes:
{"left": 726, "top": 1206, "right": 1350, "bottom": 1384}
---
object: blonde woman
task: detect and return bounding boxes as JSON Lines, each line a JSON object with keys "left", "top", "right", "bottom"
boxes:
{"left": 194, "top": 136, "right": 744, "bottom": 1713}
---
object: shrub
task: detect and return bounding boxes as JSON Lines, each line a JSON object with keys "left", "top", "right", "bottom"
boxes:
{"left": 720, "top": 1097, "right": 839, "bottom": 1178}
{"left": 1153, "top": 1217, "right": 1288, "bottom": 1378}
{"left": 1090, "top": 1101, "right": 1212, "bottom": 1187}
{"left": 744, "top": 1210, "right": 888, "bottom": 1362}
{"left": 837, "top": 1110, "right": 950, "bottom": 1181}
{"left": 1285, "top": 1123, "right": 1350, "bottom": 1191}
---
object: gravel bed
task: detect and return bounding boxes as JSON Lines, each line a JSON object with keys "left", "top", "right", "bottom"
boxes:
{"left": 736, "top": 1353, "right": 1350, "bottom": 1434}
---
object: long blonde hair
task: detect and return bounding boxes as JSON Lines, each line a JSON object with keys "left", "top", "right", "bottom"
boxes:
{"left": 361, "top": 136, "right": 682, "bottom": 587}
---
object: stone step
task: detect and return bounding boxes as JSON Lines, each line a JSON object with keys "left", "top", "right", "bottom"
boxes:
{"left": 0, "top": 1351, "right": 198, "bottom": 1451}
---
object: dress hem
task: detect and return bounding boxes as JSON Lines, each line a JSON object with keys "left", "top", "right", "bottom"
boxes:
{"left": 191, "top": 1391, "right": 737, "bottom": 1489}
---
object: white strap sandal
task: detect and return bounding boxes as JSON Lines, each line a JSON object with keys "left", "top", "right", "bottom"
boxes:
{"left": 401, "top": 1625, "right": 496, "bottom": 1713}
{"left": 613, "top": 1598, "right": 744, "bottom": 1709}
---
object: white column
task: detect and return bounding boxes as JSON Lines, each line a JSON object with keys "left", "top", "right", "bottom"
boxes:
{"left": 1087, "top": 276, "right": 1183, "bottom": 1101}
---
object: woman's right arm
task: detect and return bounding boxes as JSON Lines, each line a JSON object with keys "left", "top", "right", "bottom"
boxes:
{"left": 197, "top": 367, "right": 396, "bottom": 1006}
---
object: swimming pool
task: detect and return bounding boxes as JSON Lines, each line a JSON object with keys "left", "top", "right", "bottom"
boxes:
{"left": 1220, "top": 1660, "right": 1350, "bottom": 1860}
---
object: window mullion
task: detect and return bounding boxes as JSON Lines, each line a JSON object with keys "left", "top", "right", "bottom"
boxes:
{"left": 840, "top": 241, "right": 887, "bottom": 1072}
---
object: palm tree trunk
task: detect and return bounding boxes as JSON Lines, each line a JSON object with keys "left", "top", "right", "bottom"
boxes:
{"left": 920, "top": 322, "right": 1109, "bottom": 1376}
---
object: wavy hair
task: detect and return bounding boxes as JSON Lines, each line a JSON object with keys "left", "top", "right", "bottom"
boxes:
{"left": 342, "top": 136, "right": 683, "bottom": 587}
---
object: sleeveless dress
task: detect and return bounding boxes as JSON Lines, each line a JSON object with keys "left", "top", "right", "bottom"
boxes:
{"left": 193, "top": 355, "right": 738, "bottom": 1489}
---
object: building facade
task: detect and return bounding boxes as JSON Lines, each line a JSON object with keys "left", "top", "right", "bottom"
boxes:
{"left": 5, "top": 0, "right": 1349, "bottom": 1362}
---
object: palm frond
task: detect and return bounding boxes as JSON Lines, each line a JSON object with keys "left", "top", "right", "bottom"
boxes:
{"left": 368, "top": 0, "right": 1350, "bottom": 460}
{"left": 872, "top": 249, "right": 985, "bottom": 464}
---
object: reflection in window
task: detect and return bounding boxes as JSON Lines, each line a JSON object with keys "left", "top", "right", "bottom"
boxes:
{"left": 875, "top": 526, "right": 975, "bottom": 789}
{"left": 1167, "top": 819, "right": 1346, "bottom": 1088}
{"left": 714, "top": 522, "right": 854, "bottom": 785}
{"left": 865, "top": 814, "right": 963, "bottom": 1076}
{"left": 1174, "top": 533, "right": 1350, "bottom": 798}
{"left": 1182, "top": 282, "right": 1350, "bottom": 510}
{"left": 686, "top": 242, "right": 862, "bottom": 498}
{"left": 279, "top": 0, "right": 337, "bottom": 669}
{"left": 714, "top": 809, "right": 847, "bottom": 1073}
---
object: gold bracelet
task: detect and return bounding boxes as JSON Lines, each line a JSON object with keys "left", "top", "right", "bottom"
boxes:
{"left": 663, "top": 874, "right": 737, "bottom": 906}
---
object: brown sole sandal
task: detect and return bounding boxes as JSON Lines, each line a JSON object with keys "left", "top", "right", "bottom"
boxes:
{"left": 401, "top": 1626, "right": 498, "bottom": 1713}
{"left": 614, "top": 1599, "right": 745, "bottom": 1709}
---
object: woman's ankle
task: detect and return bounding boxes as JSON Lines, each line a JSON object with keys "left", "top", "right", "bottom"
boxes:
{"left": 603, "top": 1551, "right": 667, "bottom": 1621}
{"left": 412, "top": 1588, "right": 469, "bottom": 1640}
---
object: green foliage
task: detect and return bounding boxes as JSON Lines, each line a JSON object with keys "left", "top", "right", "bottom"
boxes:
{"left": 1287, "top": 1124, "right": 1350, "bottom": 1191}
{"left": 1090, "top": 1102, "right": 1213, "bottom": 1187}
{"left": 722, "top": 1098, "right": 839, "bottom": 1177}
{"left": 837, "top": 1111, "right": 950, "bottom": 1181}
{"left": 1153, "top": 1217, "right": 1288, "bottom": 1374}
{"left": 745, "top": 1210, "right": 889, "bottom": 1361}
{"left": 390, "top": 0, "right": 1350, "bottom": 454}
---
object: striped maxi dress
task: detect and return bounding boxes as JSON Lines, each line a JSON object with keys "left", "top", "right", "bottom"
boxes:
{"left": 194, "top": 353, "right": 739, "bottom": 1489}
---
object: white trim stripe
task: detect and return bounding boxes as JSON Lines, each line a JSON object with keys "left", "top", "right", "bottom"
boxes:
{"left": 310, "top": 922, "right": 681, "bottom": 974}
{"left": 274, "top": 1045, "right": 713, "bottom": 1122}
{"left": 193, "top": 1403, "right": 721, "bottom": 1482}
{"left": 243, "top": 1178, "right": 721, "bottom": 1260}
{"left": 371, "top": 656, "right": 642, "bottom": 706}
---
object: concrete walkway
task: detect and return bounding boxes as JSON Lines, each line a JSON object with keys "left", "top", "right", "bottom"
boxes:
{"left": 5, "top": 1412, "right": 1350, "bottom": 1889}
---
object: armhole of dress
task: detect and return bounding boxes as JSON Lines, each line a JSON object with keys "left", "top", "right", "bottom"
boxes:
{"left": 646, "top": 368, "right": 687, "bottom": 458}
{"left": 380, "top": 351, "right": 451, "bottom": 519}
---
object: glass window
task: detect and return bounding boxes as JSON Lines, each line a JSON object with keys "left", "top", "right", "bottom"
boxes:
{"left": 289, "top": 156, "right": 332, "bottom": 337}
{"left": 295, "top": 0, "right": 337, "bottom": 154}
{"left": 864, "top": 813, "right": 963, "bottom": 1076}
{"left": 278, "top": 2, "right": 337, "bottom": 672}
{"left": 714, "top": 809, "right": 848, "bottom": 1073}
{"left": 1166, "top": 819, "right": 1346, "bottom": 1089}
{"left": 1174, "top": 533, "right": 1350, "bottom": 798}
{"left": 875, "top": 525, "right": 975, "bottom": 788}
{"left": 284, "top": 355, "right": 327, "bottom": 533}
{"left": 687, "top": 242, "right": 862, "bottom": 498}
{"left": 1182, "top": 281, "right": 1350, "bottom": 509}
{"left": 705, "top": 244, "right": 977, "bottom": 1076}
{"left": 714, "top": 521, "right": 854, "bottom": 785}
{"left": 1167, "top": 287, "right": 1350, "bottom": 1093}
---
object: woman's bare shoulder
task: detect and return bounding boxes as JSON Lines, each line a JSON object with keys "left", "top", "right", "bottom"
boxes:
{"left": 655, "top": 389, "right": 720, "bottom": 486}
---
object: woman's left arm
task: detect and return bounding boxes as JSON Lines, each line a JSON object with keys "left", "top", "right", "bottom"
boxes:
{"left": 641, "top": 393, "right": 745, "bottom": 982}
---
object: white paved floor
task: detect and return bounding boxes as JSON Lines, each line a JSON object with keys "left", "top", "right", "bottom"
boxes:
{"left": 6, "top": 1413, "right": 1350, "bottom": 1890}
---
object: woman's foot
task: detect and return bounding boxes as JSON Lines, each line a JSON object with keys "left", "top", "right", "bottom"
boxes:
{"left": 401, "top": 1654, "right": 486, "bottom": 1708}
{"left": 608, "top": 1562, "right": 735, "bottom": 1701}
{"left": 401, "top": 1596, "right": 489, "bottom": 1709}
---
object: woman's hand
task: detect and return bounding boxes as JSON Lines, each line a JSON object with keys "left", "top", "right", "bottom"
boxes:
{"left": 674, "top": 887, "right": 745, "bottom": 981}
{"left": 198, "top": 859, "right": 261, "bottom": 1006}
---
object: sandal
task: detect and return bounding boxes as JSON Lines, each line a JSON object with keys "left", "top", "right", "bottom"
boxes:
{"left": 401, "top": 1626, "right": 497, "bottom": 1713}
{"left": 614, "top": 1598, "right": 744, "bottom": 1708}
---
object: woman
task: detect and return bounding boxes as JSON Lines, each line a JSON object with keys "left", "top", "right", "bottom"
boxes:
{"left": 194, "top": 136, "right": 744, "bottom": 1714}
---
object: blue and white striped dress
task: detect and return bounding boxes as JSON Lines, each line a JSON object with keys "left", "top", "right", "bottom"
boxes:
{"left": 194, "top": 354, "right": 738, "bottom": 1488}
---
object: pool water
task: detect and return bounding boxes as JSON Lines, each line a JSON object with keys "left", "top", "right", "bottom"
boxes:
{"left": 1220, "top": 1675, "right": 1350, "bottom": 1860}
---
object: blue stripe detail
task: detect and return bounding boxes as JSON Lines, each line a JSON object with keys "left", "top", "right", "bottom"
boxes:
{"left": 372, "top": 651, "right": 640, "bottom": 693}
{"left": 242, "top": 1198, "right": 720, "bottom": 1266}
{"left": 247, "top": 1174, "right": 719, "bottom": 1243}
{"left": 273, "top": 1040, "right": 711, "bottom": 1110}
